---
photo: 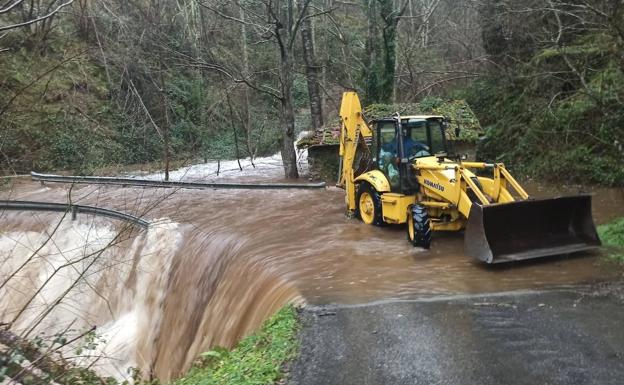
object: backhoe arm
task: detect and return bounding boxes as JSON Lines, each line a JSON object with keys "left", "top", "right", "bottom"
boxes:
{"left": 339, "top": 92, "right": 373, "bottom": 213}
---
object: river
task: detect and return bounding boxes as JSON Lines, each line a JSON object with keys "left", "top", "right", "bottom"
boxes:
{"left": 1, "top": 156, "right": 622, "bottom": 381}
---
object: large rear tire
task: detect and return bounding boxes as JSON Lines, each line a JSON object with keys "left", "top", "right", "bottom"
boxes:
{"left": 356, "top": 182, "right": 384, "bottom": 226}
{"left": 407, "top": 204, "right": 432, "bottom": 249}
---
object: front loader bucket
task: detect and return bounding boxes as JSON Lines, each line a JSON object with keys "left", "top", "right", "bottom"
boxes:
{"left": 464, "top": 195, "right": 601, "bottom": 264}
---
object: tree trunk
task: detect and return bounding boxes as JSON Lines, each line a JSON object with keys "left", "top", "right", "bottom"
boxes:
{"left": 159, "top": 59, "right": 170, "bottom": 182}
{"left": 277, "top": 0, "right": 299, "bottom": 179}
{"left": 239, "top": 5, "right": 255, "bottom": 163}
{"left": 298, "top": 0, "right": 323, "bottom": 129}
{"left": 322, "top": 0, "right": 332, "bottom": 108}
{"left": 364, "top": 0, "right": 402, "bottom": 103}
{"left": 380, "top": 0, "right": 400, "bottom": 103}
{"left": 279, "top": 50, "right": 299, "bottom": 179}
{"left": 364, "top": 0, "right": 380, "bottom": 103}
{"left": 226, "top": 94, "right": 243, "bottom": 171}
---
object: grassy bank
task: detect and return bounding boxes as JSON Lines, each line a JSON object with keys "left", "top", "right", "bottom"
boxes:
{"left": 173, "top": 305, "right": 300, "bottom": 385}
{"left": 598, "top": 217, "right": 624, "bottom": 263}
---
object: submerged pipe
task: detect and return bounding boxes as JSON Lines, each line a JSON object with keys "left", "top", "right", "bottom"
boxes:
{"left": 0, "top": 200, "right": 150, "bottom": 228}
{"left": 30, "top": 171, "right": 326, "bottom": 190}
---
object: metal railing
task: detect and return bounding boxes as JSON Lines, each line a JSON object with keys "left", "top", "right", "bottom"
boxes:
{"left": 30, "top": 171, "right": 326, "bottom": 190}
{"left": 0, "top": 200, "right": 150, "bottom": 228}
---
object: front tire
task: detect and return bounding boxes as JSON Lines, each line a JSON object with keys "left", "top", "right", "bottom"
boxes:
{"left": 356, "top": 182, "right": 384, "bottom": 226}
{"left": 407, "top": 204, "right": 432, "bottom": 249}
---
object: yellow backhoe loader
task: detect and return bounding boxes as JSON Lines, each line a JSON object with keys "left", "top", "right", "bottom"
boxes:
{"left": 338, "top": 91, "right": 601, "bottom": 263}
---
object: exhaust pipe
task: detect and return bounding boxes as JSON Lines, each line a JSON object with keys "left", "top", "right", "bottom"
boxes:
{"left": 464, "top": 195, "right": 601, "bottom": 264}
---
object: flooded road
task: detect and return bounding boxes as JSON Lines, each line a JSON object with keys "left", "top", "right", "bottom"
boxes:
{"left": 1, "top": 159, "right": 623, "bottom": 380}
{"left": 292, "top": 287, "right": 624, "bottom": 385}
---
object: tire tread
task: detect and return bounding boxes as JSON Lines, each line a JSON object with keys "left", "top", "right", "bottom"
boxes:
{"left": 408, "top": 204, "right": 432, "bottom": 249}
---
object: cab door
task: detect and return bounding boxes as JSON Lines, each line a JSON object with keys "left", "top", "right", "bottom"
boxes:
{"left": 396, "top": 119, "right": 421, "bottom": 195}
{"left": 375, "top": 119, "right": 401, "bottom": 192}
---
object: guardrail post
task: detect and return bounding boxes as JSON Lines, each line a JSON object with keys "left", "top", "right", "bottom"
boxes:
{"left": 71, "top": 205, "right": 77, "bottom": 221}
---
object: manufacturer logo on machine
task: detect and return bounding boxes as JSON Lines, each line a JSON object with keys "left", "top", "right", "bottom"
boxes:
{"left": 424, "top": 179, "right": 445, "bottom": 192}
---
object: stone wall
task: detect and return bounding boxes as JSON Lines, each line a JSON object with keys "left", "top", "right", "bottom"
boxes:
{"left": 451, "top": 140, "right": 478, "bottom": 161}
{"left": 307, "top": 144, "right": 340, "bottom": 182}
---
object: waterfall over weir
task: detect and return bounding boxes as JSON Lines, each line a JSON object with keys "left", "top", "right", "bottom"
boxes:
{"left": 0, "top": 213, "right": 302, "bottom": 381}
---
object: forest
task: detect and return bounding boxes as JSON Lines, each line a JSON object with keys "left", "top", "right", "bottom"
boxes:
{"left": 0, "top": 0, "right": 622, "bottom": 184}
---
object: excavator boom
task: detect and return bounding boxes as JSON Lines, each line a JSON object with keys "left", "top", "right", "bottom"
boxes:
{"left": 338, "top": 91, "right": 372, "bottom": 214}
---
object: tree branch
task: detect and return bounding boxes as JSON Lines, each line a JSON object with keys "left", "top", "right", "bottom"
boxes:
{"left": 0, "top": 0, "right": 23, "bottom": 15}
{"left": 0, "top": 0, "right": 74, "bottom": 32}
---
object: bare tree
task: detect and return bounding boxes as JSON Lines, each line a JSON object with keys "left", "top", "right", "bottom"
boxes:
{"left": 394, "top": 0, "right": 485, "bottom": 100}
{"left": 0, "top": 0, "right": 75, "bottom": 33}
{"left": 198, "top": 0, "right": 331, "bottom": 178}
{"left": 298, "top": 0, "right": 324, "bottom": 129}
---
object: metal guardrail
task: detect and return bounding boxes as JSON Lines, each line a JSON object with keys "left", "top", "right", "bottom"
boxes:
{"left": 0, "top": 200, "right": 150, "bottom": 228}
{"left": 30, "top": 172, "right": 326, "bottom": 190}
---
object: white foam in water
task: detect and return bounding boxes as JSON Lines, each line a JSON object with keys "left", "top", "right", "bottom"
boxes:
{"left": 139, "top": 149, "right": 308, "bottom": 182}
{"left": 0, "top": 220, "right": 117, "bottom": 329}
{"left": 0, "top": 217, "right": 181, "bottom": 381}
{"left": 0, "top": 149, "right": 309, "bottom": 381}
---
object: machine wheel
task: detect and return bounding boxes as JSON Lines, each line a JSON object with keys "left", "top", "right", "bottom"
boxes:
{"left": 407, "top": 204, "right": 432, "bottom": 249}
{"left": 356, "top": 182, "right": 384, "bottom": 226}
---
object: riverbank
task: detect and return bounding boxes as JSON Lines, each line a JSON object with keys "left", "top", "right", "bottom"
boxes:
{"left": 598, "top": 217, "right": 624, "bottom": 263}
{"left": 173, "top": 305, "right": 300, "bottom": 385}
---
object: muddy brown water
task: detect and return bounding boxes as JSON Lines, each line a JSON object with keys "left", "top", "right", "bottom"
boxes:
{"left": 1, "top": 174, "right": 623, "bottom": 381}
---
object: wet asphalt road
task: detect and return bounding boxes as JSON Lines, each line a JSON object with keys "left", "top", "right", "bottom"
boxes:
{"left": 289, "top": 285, "right": 624, "bottom": 385}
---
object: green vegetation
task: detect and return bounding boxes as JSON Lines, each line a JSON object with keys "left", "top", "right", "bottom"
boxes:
{"left": 0, "top": 329, "right": 120, "bottom": 385}
{"left": 0, "top": 20, "right": 283, "bottom": 175}
{"left": 466, "top": 55, "right": 624, "bottom": 185}
{"left": 0, "top": 37, "right": 282, "bottom": 174}
{"left": 173, "top": 305, "right": 300, "bottom": 385}
{"left": 1, "top": 306, "right": 299, "bottom": 385}
{"left": 0, "top": 34, "right": 118, "bottom": 174}
{"left": 364, "top": 98, "right": 483, "bottom": 141}
{"left": 598, "top": 218, "right": 624, "bottom": 263}
{"left": 2, "top": 1, "right": 622, "bottom": 184}
{"left": 297, "top": 98, "right": 483, "bottom": 149}
{"left": 462, "top": 2, "right": 624, "bottom": 186}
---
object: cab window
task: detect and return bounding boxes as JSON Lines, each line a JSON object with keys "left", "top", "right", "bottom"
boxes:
{"left": 379, "top": 123, "right": 397, "bottom": 155}
{"left": 402, "top": 119, "right": 431, "bottom": 158}
{"left": 429, "top": 121, "right": 446, "bottom": 154}
{"left": 377, "top": 121, "right": 400, "bottom": 190}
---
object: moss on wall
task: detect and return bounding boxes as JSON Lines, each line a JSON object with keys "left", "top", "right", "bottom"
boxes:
{"left": 307, "top": 144, "right": 340, "bottom": 182}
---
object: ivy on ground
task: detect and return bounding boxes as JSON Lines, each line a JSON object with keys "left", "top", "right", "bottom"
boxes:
{"left": 173, "top": 305, "right": 300, "bottom": 385}
{"left": 598, "top": 217, "right": 624, "bottom": 263}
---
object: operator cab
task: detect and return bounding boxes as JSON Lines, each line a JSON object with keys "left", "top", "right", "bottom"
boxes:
{"left": 372, "top": 116, "right": 448, "bottom": 194}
